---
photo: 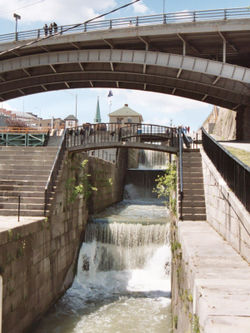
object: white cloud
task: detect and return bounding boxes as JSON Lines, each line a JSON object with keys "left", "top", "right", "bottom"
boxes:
{"left": 132, "top": 1, "right": 149, "bottom": 14}
{"left": 0, "top": 0, "right": 117, "bottom": 24}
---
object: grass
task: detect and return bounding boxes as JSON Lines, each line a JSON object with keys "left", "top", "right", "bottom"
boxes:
{"left": 223, "top": 146, "right": 250, "bottom": 167}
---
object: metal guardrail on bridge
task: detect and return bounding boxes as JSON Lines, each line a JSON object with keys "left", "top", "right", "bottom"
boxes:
{"left": 66, "top": 123, "right": 178, "bottom": 151}
{"left": 0, "top": 7, "right": 249, "bottom": 43}
{"left": 202, "top": 128, "right": 250, "bottom": 212}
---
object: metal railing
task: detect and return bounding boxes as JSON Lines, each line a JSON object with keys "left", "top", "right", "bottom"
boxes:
{"left": 0, "top": 6, "right": 249, "bottom": 43}
{"left": 178, "top": 128, "right": 184, "bottom": 220}
{"left": 202, "top": 128, "right": 250, "bottom": 212}
{"left": 66, "top": 123, "right": 178, "bottom": 149}
{"left": 44, "top": 130, "right": 67, "bottom": 215}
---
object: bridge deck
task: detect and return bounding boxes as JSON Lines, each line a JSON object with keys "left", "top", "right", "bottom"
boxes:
{"left": 66, "top": 123, "right": 179, "bottom": 153}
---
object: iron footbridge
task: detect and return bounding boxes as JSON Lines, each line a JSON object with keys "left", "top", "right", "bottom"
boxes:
{"left": 66, "top": 123, "right": 179, "bottom": 154}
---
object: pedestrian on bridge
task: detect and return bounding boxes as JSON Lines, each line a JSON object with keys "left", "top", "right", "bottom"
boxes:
{"left": 43, "top": 24, "right": 48, "bottom": 36}
{"left": 49, "top": 23, "right": 53, "bottom": 35}
{"left": 53, "top": 22, "right": 58, "bottom": 34}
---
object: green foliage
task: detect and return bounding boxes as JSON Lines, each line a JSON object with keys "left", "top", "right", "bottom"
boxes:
{"left": 67, "top": 159, "right": 97, "bottom": 202}
{"left": 193, "top": 315, "right": 200, "bottom": 333}
{"left": 171, "top": 241, "right": 181, "bottom": 253}
{"left": 153, "top": 162, "right": 177, "bottom": 213}
{"left": 173, "top": 315, "right": 178, "bottom": 329}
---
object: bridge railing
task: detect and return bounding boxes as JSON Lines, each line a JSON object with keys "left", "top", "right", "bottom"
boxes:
{"left": 66, "top": 123, "right": 178, "bottom": 149}
{"left": 202, "top": 128, "right": 250, "bottom": 212}
{"left": 0, "top": 6, "right": 250, "bottom": 43}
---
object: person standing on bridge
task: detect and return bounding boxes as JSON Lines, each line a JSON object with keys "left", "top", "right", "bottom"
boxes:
{"left": 53, "top": 22, "right": 58, "bottom": 34}
{"left": 43, "top": 24, "right": 48, "bottom": 36}
{"left": 48, "top": 23, "right": 53, "bottom": 35}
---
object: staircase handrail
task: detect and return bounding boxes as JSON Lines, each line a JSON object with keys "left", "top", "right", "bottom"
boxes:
{"left": 44, "top": 129, "right": 67, "bottom": 215}
{"left": 178, "top": 127, "right": 184, "bottom": 220}
{"left": 201, "top": 127, "right": 250, "bottom": 212}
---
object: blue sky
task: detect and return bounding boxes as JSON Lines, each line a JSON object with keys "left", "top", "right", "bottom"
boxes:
{"left": 0, "top": 0, "right": 249, "bottom": 130}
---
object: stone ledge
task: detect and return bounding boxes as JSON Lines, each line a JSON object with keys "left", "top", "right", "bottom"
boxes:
{"left": 178, "top": 221, "right": 250, "bottom": 333}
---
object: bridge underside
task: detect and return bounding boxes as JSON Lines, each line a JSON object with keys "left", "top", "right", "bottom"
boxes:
{"left": 0, "top": 19, "right": 249, "bottom": 138}
{"left": 68, "top": 141, "right": 178, "bottom": 154}
{"left": 0, "top": 49, "right": 249, "bottom": 112}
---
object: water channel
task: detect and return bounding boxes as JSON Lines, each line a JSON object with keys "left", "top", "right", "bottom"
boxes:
{"left": 33, "top": 151, "right": 172, "bottom": 333}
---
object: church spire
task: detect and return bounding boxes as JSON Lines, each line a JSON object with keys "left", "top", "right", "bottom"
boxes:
{"left": 94, "top": 96, "right": 101, "bottom": 123}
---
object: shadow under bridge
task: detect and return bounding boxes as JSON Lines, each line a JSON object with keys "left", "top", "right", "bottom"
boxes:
{"left": 66, "top": 123, "right": 179, "bottom": 154}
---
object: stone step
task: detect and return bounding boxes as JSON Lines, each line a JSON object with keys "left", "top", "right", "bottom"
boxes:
{"left": 0, "top": 161, "right": 53, "bottom": 167}
{"left": 182, "top": 161, "right": 202, "bottom": 167}
{"left": 0, "top": 196, "right": 45, "bottom": 204}
{"left": 181, "top": 185, "right": 204, "bottom": 192}
{"left": 179, "top": 207, "right": 206, "bottom": 214}
{"left": 0, "top": 202, "right": 45, "bottom": 210}
{"left": 182, "top": 166, "right": 202, "bottom": 173}
{"left": 0, "top": 191, "right": 45, "bottom": 198}
{"left": 181, "top": 214, "right": 206, "bottom": 221}
{"left": 0, "top": 170, "right": 50, "bottom": 176}
{"left": 182, "top": 156, "right": 201, "bottom": 162}
{"left": 179, "top": 189, "right": 205, "bottom": 195}
{"left": 0, "top": 180, "right": 47, "bottom": 186}
{"left": 0, "top": 153, "right": 55, "bottom": 164}
{"left": 0, "top": 175, "right": 49, "bottom": 181}
{"left": 181, "top": 201, "right": 205, "bottom": 207}
{"left": 179, "top": 178, "right": 204, "bottom": 184}
{"left": 0, "top": 185, "right": 45, "bottom": 191}
{"left": 0, "top": 209, "right": 45, "bottom": 216}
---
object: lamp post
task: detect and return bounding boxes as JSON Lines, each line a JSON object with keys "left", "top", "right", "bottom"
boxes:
{"left": 13, "top": 13, "right": 21, "bottom": 41}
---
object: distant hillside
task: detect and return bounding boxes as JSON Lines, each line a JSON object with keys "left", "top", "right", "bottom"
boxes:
{"left": 202, "top": 106, "right": 236, "bottom": 140}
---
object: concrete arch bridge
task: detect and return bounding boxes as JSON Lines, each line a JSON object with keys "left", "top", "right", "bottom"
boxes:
{"left": 0, "top": 7, "right": 249, "bottom": 139}
{"left": 66, "top": 123, "right": 179, "bottom": 154}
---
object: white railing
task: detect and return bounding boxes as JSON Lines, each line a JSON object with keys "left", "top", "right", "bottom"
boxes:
{"left": 0, "top": 7, "right": 249, "bottom": 43}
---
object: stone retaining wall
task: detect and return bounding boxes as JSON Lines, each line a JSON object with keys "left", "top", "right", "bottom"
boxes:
{"left": 0, "top": 149, "right": 127, "bottom": 333}
{"left": 201, "top": 149, "right": 250, "bottom": 263}
{"left": 171, "top": 220, "right": 250, "bottom": 333}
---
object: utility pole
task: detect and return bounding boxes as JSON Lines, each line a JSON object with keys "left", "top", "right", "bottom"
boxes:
{"left": 13, "top": 13, "right": 21, "bottom": 41}
{"left": 163, "top": 0, "right": 165, "bottom": 13}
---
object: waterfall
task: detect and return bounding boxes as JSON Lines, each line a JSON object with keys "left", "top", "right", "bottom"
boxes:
{"left": 138, "top": 149, "right": 168, "bottom": 170}
{"left": 80, "top": 221, "right": 170, "bottom": 272}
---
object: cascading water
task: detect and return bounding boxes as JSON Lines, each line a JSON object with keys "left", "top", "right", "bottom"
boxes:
{"left": 138, "top": 149, "right": 169, "bottom": 170}
{"left": 34, "top": 155, "right": 171, "bottom": 333}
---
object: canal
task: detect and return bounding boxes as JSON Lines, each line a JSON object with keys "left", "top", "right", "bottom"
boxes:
{"left": 33, "top": 151, "right": 172, "bottom": 332}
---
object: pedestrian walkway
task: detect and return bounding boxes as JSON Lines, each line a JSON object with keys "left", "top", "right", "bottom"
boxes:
{"left": 220, "top": 141, "right": 250, "bottom": 152}
{"left": 0, "top": 216, "right": 44, "bottom": 233}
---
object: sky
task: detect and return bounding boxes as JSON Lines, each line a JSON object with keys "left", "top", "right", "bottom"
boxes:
{"left": 0, "top": 0, "right": 249, "bottom": 130}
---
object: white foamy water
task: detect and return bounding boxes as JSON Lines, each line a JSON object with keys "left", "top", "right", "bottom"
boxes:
{"left": 33, "top": 201, "right": 172, "bottom": 333}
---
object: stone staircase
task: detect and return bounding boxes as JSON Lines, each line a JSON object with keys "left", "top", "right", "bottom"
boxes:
{"left": 178, "top": 149, "right": 206, "bottom": 220}
{"left": 0, "top": 146, "right": 58, "bottom": 216}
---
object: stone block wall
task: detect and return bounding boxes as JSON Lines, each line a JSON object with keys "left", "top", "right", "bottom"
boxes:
{"left": 88, "top": 148, "right": 128, "bottom": 213}
{"left": 201, "top": 149, "right": 250, "bottom": 263}
{"left": 0, "top": 148, "right": 127, "bottom": 333}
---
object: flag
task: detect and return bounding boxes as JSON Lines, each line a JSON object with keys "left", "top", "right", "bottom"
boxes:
{"left": 107, "top": 90, "right": 113, "bottom": 98}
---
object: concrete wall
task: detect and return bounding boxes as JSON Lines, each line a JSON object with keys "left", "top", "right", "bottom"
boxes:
{"left": 171, "top": 219, "right": 250, "bottom": 333}
{"left": 201, "top": 149, "right": 250, "bottom": 263}
{"left": 0, "top": 149, "right": 127, "bottom": 333}
{"left": 88, "top": 148, "right": 128, "bottom": 213}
